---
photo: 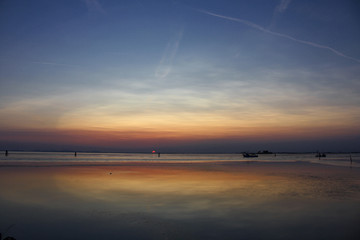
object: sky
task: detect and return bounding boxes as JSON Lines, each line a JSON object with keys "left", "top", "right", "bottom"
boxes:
{"left": 0, "top": 0, "right": 359, "bottom": 153}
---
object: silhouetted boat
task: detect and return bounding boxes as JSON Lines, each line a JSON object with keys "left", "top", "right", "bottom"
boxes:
{"left": 315, "top": 153, "right": 326, "bottom": 158}
{"left": 243, "top": 153, "right": 258, "bottom": 158}
{"left": 257, "top": 150, "right": 273, "bottom": 154}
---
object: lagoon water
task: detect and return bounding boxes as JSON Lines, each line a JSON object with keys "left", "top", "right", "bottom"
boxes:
{"left": 1, "top": 152, "right": 360, "bottom": 239}
{"left": 1, "top": 151, "right": 359, "bottom": 167}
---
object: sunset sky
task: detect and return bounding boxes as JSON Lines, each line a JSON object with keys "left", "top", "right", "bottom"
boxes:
{"left": 1, "top": 0, "right": 359, "bottom": 152}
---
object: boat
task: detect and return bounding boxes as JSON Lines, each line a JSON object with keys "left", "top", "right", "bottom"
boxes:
{"left": 243, "top": 153, "right": 258, "bottom": 158}
{"left": 315, "top": 153, "right": 326, "bottom": 158}
{"left": 257, "top": 150, "right": 273, "bottom": 154}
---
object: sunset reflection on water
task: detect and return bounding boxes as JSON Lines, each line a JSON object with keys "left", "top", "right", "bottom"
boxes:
{"left": 1, "top": 163, "right": 359, "bottom": 240}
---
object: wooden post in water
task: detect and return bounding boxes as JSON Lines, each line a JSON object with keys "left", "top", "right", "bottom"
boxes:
{"left": 74, "top": 151, "right": 77, "bottom": 157}
{"left": 5, "top": 150, "right": 8, "bottom": 156}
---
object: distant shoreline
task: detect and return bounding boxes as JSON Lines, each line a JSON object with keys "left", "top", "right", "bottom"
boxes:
{"left": 1, "top": 150, "right": 359, "bottom": 154}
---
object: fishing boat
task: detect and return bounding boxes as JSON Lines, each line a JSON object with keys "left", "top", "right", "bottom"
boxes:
{"left": 243, "top": 153, "right": 258, "bottom": 158}
{"left": 315, "top": 153, "right": 326, "bottom": 158}
{"left": 257, "top": 150, "right": 273, "bottom": 154}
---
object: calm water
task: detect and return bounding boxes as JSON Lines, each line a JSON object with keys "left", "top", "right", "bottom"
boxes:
{"left": 1, "top": 151, "right": 359, "bottom": 168}
{"left": 1, "top": 153, "right": 359, "bottom": 239}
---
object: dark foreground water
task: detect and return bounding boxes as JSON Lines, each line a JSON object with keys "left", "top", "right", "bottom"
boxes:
{"left": 0, "top": 153, "right": 359, "bottom": 239}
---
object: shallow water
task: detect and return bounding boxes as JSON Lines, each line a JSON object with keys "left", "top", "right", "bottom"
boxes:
{"left": 1, "top": 152, "right": 359, "bottom": 168}
{"left": 0, "top": 155, "right": 360, "bottom": 239}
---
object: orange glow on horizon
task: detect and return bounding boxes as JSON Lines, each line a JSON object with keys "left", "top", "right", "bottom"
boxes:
{"left": 1, "top": 124, "right": 359, "bottom": 150}
{"left": 1, "top": 94, "right": 359, "bottom": 150}
{"left": 1, "top": 100, "right": 359, "bottom": 150}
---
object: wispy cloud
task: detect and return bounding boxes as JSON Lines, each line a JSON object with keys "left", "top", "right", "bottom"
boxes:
{"left": 276, "top": 0, "right": 292, "bottom": 13}
{"left": 269, "top": 0, "right": 292, "bottom": 28}
{"left": 198, "top": 9, "right": 360, "bottom": 64}
{"left": 81, "top": 0, "right": 105, "bottom": 14}
{"left": 155, "top": 29, "right": 184, "bottom": 79}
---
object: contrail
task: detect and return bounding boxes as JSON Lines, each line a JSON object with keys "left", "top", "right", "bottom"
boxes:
{"left": 198, "top": 9, "right": 360, "bottom": 64}
{"left": 155, "top": 29, "right": 184, "bottom": 79}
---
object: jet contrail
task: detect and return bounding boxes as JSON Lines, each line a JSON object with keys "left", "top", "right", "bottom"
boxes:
{"left": 155, "top": 29, "right": 184, "bottom": 79}
{"left": 199, "top": 9, "right": 360, "bottom": 64}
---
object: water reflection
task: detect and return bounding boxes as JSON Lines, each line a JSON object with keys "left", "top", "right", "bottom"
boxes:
{"left": 0, "top": 163, "right": 359, "bottom": 239}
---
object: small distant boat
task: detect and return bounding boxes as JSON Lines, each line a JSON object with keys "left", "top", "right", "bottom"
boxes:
{"left": 243, "top": 153, "right": 258, "bottom": 158}
{"left": 315, "top": 153, "right": 326, "bottom": 158}
{"left": 257, "top": 150, "right": 273, "bottom": 154}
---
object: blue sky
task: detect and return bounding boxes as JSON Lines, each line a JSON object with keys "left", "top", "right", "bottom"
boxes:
{"left": 0, "top": 0, "right": 359, "bottom": 152}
